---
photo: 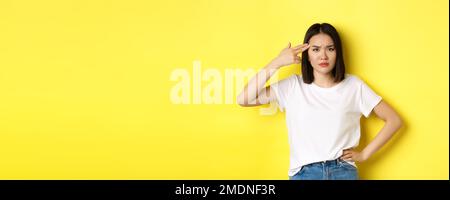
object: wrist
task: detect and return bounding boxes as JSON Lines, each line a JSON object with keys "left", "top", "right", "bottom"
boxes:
{"left": 361, "top": 150, "right": 371, "bottom": 161}
{"left": 267, "top": 59, "right": 282, "bottom": 70}
{"left": 265, "top": 62, "right": 281, "bottom": 71}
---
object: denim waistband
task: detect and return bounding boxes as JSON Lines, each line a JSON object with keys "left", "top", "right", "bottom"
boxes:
{"left": 307, "top": 158, "right": 344, "bottom": 166}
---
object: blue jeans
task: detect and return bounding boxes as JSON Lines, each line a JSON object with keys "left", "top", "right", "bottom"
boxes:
{"left": 289, "top": 159, "right": 359, "bottom": 180}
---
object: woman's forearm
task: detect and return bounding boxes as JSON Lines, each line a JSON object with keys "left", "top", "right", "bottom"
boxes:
{"left": 237, "top": 42, "right": 308, "bottom": 106}
{"left": 236, "top": 61, "right": 279, "bottom": 106}
{"left": 362, "top": 116, "right": 403, "bottom": 160}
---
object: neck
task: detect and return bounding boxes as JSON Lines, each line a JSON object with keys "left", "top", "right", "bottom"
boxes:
{"left": 313, "top": 71, "right": 336, "bottom": 88}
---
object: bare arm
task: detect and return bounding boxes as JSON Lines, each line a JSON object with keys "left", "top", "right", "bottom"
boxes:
{"left": 237, "top": 42, "right": 310, "bottom": 106}
{"left": 341, "top": 100, "right": 403, "bottom": 162}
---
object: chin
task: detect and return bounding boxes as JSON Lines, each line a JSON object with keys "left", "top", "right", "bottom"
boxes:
{"left": 313, "top": 67, "right": 334, "bottom": 75}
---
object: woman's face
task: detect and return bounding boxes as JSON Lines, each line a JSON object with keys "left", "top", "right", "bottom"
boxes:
{"left": 307, "top": 33, "right": 337, "bottom": 75}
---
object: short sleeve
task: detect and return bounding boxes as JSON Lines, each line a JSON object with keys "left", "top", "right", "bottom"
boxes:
{"left": 359, "top": 80, "right": 382, "bottom": 118}
{"left": 270, "top": 75, "right": 297, "bottom": 111}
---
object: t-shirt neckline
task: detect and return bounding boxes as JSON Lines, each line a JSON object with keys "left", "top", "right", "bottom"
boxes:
{"left": 309, "top": 75, "right": 348, "bottom": 91}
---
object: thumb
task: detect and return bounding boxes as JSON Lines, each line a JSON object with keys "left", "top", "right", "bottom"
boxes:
{"left": 286, "top": 42, "right": 291, "bottom": 49}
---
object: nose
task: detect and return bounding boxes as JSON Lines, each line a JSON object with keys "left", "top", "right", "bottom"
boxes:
{"left": 320, "top": 50, "right": 328, "bottom": 60}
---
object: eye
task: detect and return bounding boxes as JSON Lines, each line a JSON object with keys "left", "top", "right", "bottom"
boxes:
{"left": 312, "top": 48, "right": 319, "bottom": 52}
{"left": 328, "top": 47, "right": 335, "bottom": 51}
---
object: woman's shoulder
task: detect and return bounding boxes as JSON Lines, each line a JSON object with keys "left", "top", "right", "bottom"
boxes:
{"left": 344, "top": 74, "right": 364, "bottom": 85}
{"left": 272, "top": 74, "right": 300, "bottom": 88}
{"left": 284, "top": 74, "right": 302, "bottom": 84}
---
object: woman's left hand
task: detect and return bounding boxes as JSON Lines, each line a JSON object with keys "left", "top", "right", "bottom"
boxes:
{"left": 340, "top": 148, "right": 369, "bottom": 163}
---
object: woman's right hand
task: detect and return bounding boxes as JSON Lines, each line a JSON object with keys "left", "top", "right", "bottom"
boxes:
{"left": 270, "top": 42, "right": 310, "bottom": 69}
{"left": 237, "top": 42, "right": 309, "bottom": 107}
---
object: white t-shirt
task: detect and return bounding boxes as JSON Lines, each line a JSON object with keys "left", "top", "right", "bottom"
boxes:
{"left": 270, "top": 74, "right": 382, "bottom": 176}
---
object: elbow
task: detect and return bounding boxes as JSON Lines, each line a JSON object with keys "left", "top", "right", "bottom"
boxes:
{"left": 237, "top": 100, "right": 246, "bottom": 107}
{"left": 390, "top": 115, "right": 403, "bottom": 131}
{"left": 397, "top": 117, "right": 403, "bottom": 130}
{"left": 236, "top": 95, "right": 255, "bottom": 107}
{"left": 236, "top": 94, "right": 247, "bottom": 107}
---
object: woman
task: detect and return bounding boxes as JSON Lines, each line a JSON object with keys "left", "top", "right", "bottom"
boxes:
{"left": 237, "top": 23, "right": 402, "bottom": 180}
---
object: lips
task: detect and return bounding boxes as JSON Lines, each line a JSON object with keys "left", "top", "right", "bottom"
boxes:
{"left": 319, "top": 63, "right": 329, "bottom": 67}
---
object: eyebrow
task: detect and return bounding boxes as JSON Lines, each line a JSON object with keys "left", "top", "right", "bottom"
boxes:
{"left": 312, "top": 45, "right": 335, "bottom": 48}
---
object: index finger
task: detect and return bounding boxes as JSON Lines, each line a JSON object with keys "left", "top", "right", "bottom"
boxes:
{"left": 294, "top": 45, "right": 310, "bottom": 54}
{"left": 342, "top": 149, "right": 352, "bottom": 154}
{"left": 292, "top": 43, "right": 309, "bottom": 50}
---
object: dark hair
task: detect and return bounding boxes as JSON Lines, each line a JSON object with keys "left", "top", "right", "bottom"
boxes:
{"left": 301, "top": 23, "right": 346, "bottom": 84}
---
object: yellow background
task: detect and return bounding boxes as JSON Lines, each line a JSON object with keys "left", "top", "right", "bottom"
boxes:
{"left": 0, "top": 0, "right": 448, "bottom": 179}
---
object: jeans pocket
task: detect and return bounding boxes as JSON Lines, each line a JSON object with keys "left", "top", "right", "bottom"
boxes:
{"left": 297, "top": 166, "right": 305, "bottom": 175}
{"left": 339, "top": 160, "right": 357, "bottom": 170}
{"left": 289, "top": 166, "right": 306, "bottom": 180}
